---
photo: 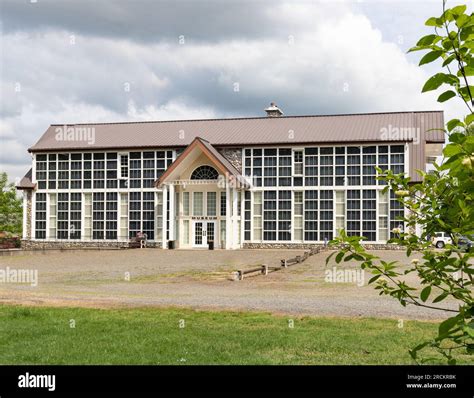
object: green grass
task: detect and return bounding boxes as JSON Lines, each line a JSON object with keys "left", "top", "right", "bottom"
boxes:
{"left": 0, "top": 304, "right": 470, "bottom": 365}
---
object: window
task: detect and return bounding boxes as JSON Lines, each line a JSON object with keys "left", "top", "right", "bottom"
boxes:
{"left": 362, "top": 190, "right": 376, "bottom": 241}
{"left": 263, "top": 149, "right": 277, "bottom": 187}
{"left": 319, "top": 190, "right": 333, "bottom": 241}
{"left": 35, "top": 155, "right": 47, "bottom": 190}
{"left": 279, "top": 148, "right": 292, "bottom": 187}
{"left": 335, "top": 147, "right": 345, "bottom": 186}
{"left": 347, "top": 190, "right": 361, "bottom": 236}
{"left": 278, "top": 191, "right": 291, "bottom": 241}
{"left": 390, "top": 189, "right": 404, "bottom": 238}
{"left": 293, "top": 150, "right": 303, "bottom": 175}
{"left": 55, "top": 192, "right": 81, "bottom": 239}
{"left": 58, "top": 154, "right": 69, "bottom": 189}
{"left": 263, "top": 191, "right": 277, "bottom": 240}
{"left": 183, "top": 192, "right": 190, "bottom": 216}
{"left": 57, "top": 193, "right": 69, "bottom": 239}
{"left": 304, "top": 147, "right": 318, "bottom": 186}
{"left": 120, "top": 193, "right": 128, "bottom": 240}
{"left": 106, "top": 152, "right": 117, "bottom": 189}
{"left": 129, "top": 192, "right": 154, "bottom": 240}
{"left": 304, "top": 190, "right": 318, "bottom": 241}
{"left": 193, "top": 192, "right": 203, "bottom": 216}
{"left": 84, "top": 193, "right": 92, "bottom": 239}
{"left": 362, "top": 146, "right": 377, "bottom": 185}
{"left": 183, "top": 220, "right": 190, "bottom": 245}
{"left": 335, "top": 191, "right": 345, "bottom": 237}
{"left": 320, "top": 147, "right": 333, "bottom": 186}
{"left": 378, "top": 190, "right": 388, "bottom": 241}
{"left": 253, "top": 192, "right": 262, "bottom": 241}
{"left": 48, "top": 193, "right": 57, "bottom": 239}
{"left": 35, "top": 193, "right": 46, "bottom": 239}
{"left": 207, "top": 192, "right": 217, "bottom": 216}
{"left": 244, "top": 191, "right": 251, "bottom": 240}
{"left": 70, "top": 192, "right": 81, "bottom": 239}
{"left": 155, "top": 192, "right": 163, "bottom": 241}
{"left": 120, "top": 154, "right": 129, "bottom": 178}
{"left": 390, "top": 145, "right": 405, "bottom": 175}
{"left": 377, "top": 146, "right": 388, "bottom": 185}
{"left": 293, "top": 191, "right": 303, "bottom": 241}
{"left": 347, "top": 147, "right": 361, "bottom": 186}
{"left": 191, "top": 165, "right": 219, "bottom": 180}
{"left": 93, "top": 192, "right": 117, "bottom": 239}
{"left": 220, "top": 191, "right": 226, "bottom": 216}
{"left": 142, "top": 151, "right": 155, "bottom": 188}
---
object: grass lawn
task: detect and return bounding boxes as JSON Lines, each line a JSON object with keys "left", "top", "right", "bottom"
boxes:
{"left": 0, "top": 304, "right": 469, "bottom": 365}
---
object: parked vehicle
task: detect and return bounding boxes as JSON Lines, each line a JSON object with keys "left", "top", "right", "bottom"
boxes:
{"left": 457, "top": 235, "right": 473, "bottom": 252}
{"left": 431, "top": 232, "right": 452, "bottom": 249}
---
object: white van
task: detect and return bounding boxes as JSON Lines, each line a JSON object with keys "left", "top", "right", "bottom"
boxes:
{"left": 431, "top": 232, "right": 452, "bottom": 248}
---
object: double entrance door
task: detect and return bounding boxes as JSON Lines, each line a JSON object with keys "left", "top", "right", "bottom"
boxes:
{"left": 193, "top": 221, "right": 216, "bottom": 248}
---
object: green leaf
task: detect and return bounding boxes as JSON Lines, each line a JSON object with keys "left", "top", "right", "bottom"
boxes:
{"left": 419, "top": 50, "right": 443, "bottom": 66}
{"left": 443, "top": 144, "right": 462, "bottom": 157}
{"left": 416, "top": 34, "right": 441, "bottom": 46}
{"left": 465, "top": 113, "right": 474, "bottom": 126}
{"left": 335, "top": 251, "right": 344, "bottom": 264}
{"left": 446, "top": 118, "right": 463, "bottom": 132}
{"left": 425, "top": 17, "right": 442, "bottom": 27}
{"left": 438, "top": 315, "right": 459, "bottom": 336}
{"left": 442, "top": 53, "right": 456, "bottom": 67}
{"left": 420, "top": 286, "right": 431, "bottom": 302}
{"left": 433, "top": 292, "right": 449, "bottom": 303}
{"left": 437, "top": 90, "right": 456, "bottom": 103}
{"left": 451, "top": 5, "right": 467, "bottom": 17}
{"left": 368, "top": 275, "right": 381, "bottom": 284}
{"left": 421, "top": 73, "right": 458, "bottom": 93}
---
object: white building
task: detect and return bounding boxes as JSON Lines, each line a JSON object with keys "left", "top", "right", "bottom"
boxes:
{"left": 17, "top": 105, "right": 444, "bottom": 249}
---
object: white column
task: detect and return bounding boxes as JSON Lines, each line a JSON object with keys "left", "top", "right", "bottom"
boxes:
{"left": 169, "top": 184, "right": 175, "bottom": 241}
{"left": 162, "top": 185, "right": 168, "bottom": 249}
{"left": 225, "top": 181, "right": 232, "bottom": 249}
{"left": 240, "top": 190, "right": 245, "bottom": 247}
{"left": 232, "top": 187, "right": 238, "bottom": 249}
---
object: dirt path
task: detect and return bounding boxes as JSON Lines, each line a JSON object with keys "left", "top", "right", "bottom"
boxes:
{"left": 0, "top": 249, "right": 457, "bottom": 320}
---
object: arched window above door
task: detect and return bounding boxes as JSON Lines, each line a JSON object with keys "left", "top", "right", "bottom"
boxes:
{"left": 190, "top": 165, "right": 219, "bottom": 180}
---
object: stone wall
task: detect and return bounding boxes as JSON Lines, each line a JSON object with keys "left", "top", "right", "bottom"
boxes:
{"left": 218, "top": 148, "right": 242, "bottom": 173}
{"left": 20, "top": 240, "right": 161, "bottom": 250}
{"left": 25, "top": 191, "right": 32, "bottom": 239}
{"left": 242, "top": 242, "right": 404, "bottom": 250}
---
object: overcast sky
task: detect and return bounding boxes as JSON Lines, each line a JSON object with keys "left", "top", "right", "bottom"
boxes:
{"left": 0, "top": 0, "right": 470, "bottom": 183}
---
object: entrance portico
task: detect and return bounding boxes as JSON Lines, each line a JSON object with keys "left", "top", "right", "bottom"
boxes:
{"left": 156, "top": 137, "right": 249, "bottom": 249}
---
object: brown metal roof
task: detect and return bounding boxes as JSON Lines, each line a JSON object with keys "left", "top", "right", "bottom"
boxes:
{"left": 28, "top": 111, "right": 445, "bottom": 152}
{"left": 16, "top": 168, "right": 35, "bottom": 190}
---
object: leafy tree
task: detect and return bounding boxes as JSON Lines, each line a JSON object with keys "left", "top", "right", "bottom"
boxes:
{"left": 0, "top": 172, "right": 22, "bottom": 234}
{"left": 327, "top": 1, "right": 473, "bottom": 364}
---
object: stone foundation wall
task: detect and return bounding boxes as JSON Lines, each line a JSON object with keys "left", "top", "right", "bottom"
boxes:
{"left": 25, "top": 191, "right": 32, "bottom": 239}
{"left": 20, "top": 240, "right": 161, "bottom": 250}
{"left": 242, "top": 242, "right": 404, "bottom": 250}
{"left": 219, "top": 148, "right": 242, "bottom": 172}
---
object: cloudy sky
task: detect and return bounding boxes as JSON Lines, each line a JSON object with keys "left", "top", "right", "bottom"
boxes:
{"left": 0, "top": 0, "right": 470, "bottom": 183}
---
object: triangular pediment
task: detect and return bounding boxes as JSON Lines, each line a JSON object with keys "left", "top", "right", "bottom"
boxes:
{"left": 155, "top": 137, "right": 248, "bottom": 188}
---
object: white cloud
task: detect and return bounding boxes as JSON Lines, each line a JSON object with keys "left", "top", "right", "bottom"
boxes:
{"left": 0, "top": 1, "right": 466, "bottom": 182}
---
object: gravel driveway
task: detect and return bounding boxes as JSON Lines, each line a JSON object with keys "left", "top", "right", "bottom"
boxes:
{"left": 0, "top": 248, "right": 458, "bottom": 320}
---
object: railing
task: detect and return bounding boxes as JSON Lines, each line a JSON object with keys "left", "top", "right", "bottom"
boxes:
{"left": 234, "top": 246, "right": 326, "bottom": 281}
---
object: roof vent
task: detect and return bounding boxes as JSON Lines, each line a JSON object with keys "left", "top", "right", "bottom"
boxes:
{"left": 264, "top": 102, "right": 283, "bottom": 117}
